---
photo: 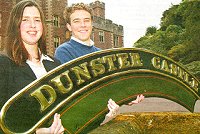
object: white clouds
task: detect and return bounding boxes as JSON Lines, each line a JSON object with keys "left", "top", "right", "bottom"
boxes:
{"left": 68, "top": 0, "right": 182, "bottom": 47}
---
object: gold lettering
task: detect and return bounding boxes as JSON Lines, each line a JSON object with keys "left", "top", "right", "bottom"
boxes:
{"left": 89, "top": 58, "right": 105, "bottom": 77}
{"left": 183, "top": 72, "right": 189, "bottom": 83}
{"left": 177, "top": 67, "right": 184, "bottom": 80}
{"left": 151, "top": 57, "right": 161, "bottom": 69}
{"left": 71, "top": 62, "right": 91, "bottom": 85}
{"left": 102, "top": 54, "right": 117, "bottom": 72}
{"left": 50, "top": 71, "right": 73, "bottom": 94}
{"left": 191, "top": 78, "right": 199, "bottom": 92}
{"left": 161, "top": 60, "right": 170, "bottom": 73}
{"left": 30, "top": 85, "right": 56, "bottom": 112}
{"left": 169, "top": 64, "right": 178, "bottom": 76}
{"left": 129, "top": 53, "right": 143, "bottom": 67}
{"left": 116, "top": 53, "right": 131, "bottom": 69}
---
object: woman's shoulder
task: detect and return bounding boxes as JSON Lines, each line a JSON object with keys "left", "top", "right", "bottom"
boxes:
{"left": 43, "top": 54, "right": 61, "bottom": 65}
{"left": 0, "top": 54, "right": 14, "bottom": 73}
{"left": 0, "top": 54, "right": 12, "bottom": 63}
{"left": 42, "top": 54, "right": 61, "bottom": 71}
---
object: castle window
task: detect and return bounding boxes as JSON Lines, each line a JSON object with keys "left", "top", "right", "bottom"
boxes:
{"left": 53, "top": 15, "right": 59, "bottom": 27}
{"left": 113, "top": 35, "right": 119, "bottom": 47}
{"left": 99, "top": 31, "right": 104, "bottom": 42}
{"left": 54, "top": 37, "right": 60, "bottom": 48}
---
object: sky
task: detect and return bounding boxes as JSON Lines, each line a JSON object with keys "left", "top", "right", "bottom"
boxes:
{"left": 68, "top": 0, "right": 182, "bottom": 47}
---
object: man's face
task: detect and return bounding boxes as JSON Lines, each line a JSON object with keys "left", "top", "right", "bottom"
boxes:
{"left": 67, "top": 10, "right": 92, "bottom": 44}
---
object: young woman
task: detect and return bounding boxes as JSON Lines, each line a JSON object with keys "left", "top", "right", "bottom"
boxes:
{"left": 0, "top": 0, "right": 64, "bottom": 133}
{"left": 0, "top": 1, "right": 144, "bottom": 133}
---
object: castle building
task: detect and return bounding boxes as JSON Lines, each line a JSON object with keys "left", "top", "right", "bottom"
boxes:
{"left": 90, "top": 0, "right": 124, "bottom": 49}
{"left": 0, "top": 0, "right": 124, "bottom": 56}
{"left": 0, "top": 0, "right": 13, "bottom": 51}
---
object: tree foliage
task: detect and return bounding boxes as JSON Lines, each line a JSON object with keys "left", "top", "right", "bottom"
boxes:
{"left": 145, "top": 26, "right": 157, "bottom": 35}
{"left": 134, "top": 0, "right": 200, "bottom": 77}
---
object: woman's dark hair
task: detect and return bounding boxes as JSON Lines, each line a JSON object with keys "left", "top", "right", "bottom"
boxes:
{"left": 5, "top": 0, "right": 47, "bottom": 65}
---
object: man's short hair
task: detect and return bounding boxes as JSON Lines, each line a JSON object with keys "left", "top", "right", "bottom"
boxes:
{"left": 63, "top": 3, "right": 94, "bottom": 24}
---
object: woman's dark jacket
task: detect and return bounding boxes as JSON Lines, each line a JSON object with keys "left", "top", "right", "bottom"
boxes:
{"left": 0, "top": 55, "right": 60, "bottom": 132}
{"left": 0, "top": 55, "right": 60, "bottom": 109}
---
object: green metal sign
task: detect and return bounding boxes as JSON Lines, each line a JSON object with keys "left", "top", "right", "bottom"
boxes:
{"left": 0, "top": 48, "right": 199, "bottom": 133}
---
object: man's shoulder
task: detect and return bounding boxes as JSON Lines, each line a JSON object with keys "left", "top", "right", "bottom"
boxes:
{"left": 57, "top": 41, "right": 71, "bottom": 49}
{"left": 56, "top": 41, "right": 75, "bottom": 53}
{"left": 93, "top": 46, "right": 101, "bottom": 51}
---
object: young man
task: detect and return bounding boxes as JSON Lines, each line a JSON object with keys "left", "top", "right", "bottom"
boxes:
{"left": 55, "top": 3, "right": 100, "bottom": 64}
{"left": 54, "top": 2, "right": 144, "bottom": 125}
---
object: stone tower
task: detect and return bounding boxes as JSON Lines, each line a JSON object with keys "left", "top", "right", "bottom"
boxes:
{"left": 90, "top": 0, "right": 105, "bottom": 19}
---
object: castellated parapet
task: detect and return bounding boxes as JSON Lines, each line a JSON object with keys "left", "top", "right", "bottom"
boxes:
{"left": 90, "top": 0, "right": 105, "bottom": 19}
{"left": 93, "top": 17, "right": 123, "bottom": 36}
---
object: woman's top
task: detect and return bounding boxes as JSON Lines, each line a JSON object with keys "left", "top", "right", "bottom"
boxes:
{"left": 0, "top": 54, "right": 61, "bottom": 109}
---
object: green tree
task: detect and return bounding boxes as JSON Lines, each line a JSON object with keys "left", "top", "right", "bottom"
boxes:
{"left": 145, "top": 26, "right": 157, "bottom": 35}
{"left": 160, "top": 5, "right": 183, "bottom": 31}
{"left": 134, "top": 1, "right": 200, "bottom": 78}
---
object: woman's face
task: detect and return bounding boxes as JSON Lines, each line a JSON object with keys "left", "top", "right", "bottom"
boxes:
{"left": 20, "top": 6, "right": 43, "bottom": 46}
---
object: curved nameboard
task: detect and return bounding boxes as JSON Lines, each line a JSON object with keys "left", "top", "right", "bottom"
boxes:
{"left": 0, "top": 48, "right": 199, "bottom": 133}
